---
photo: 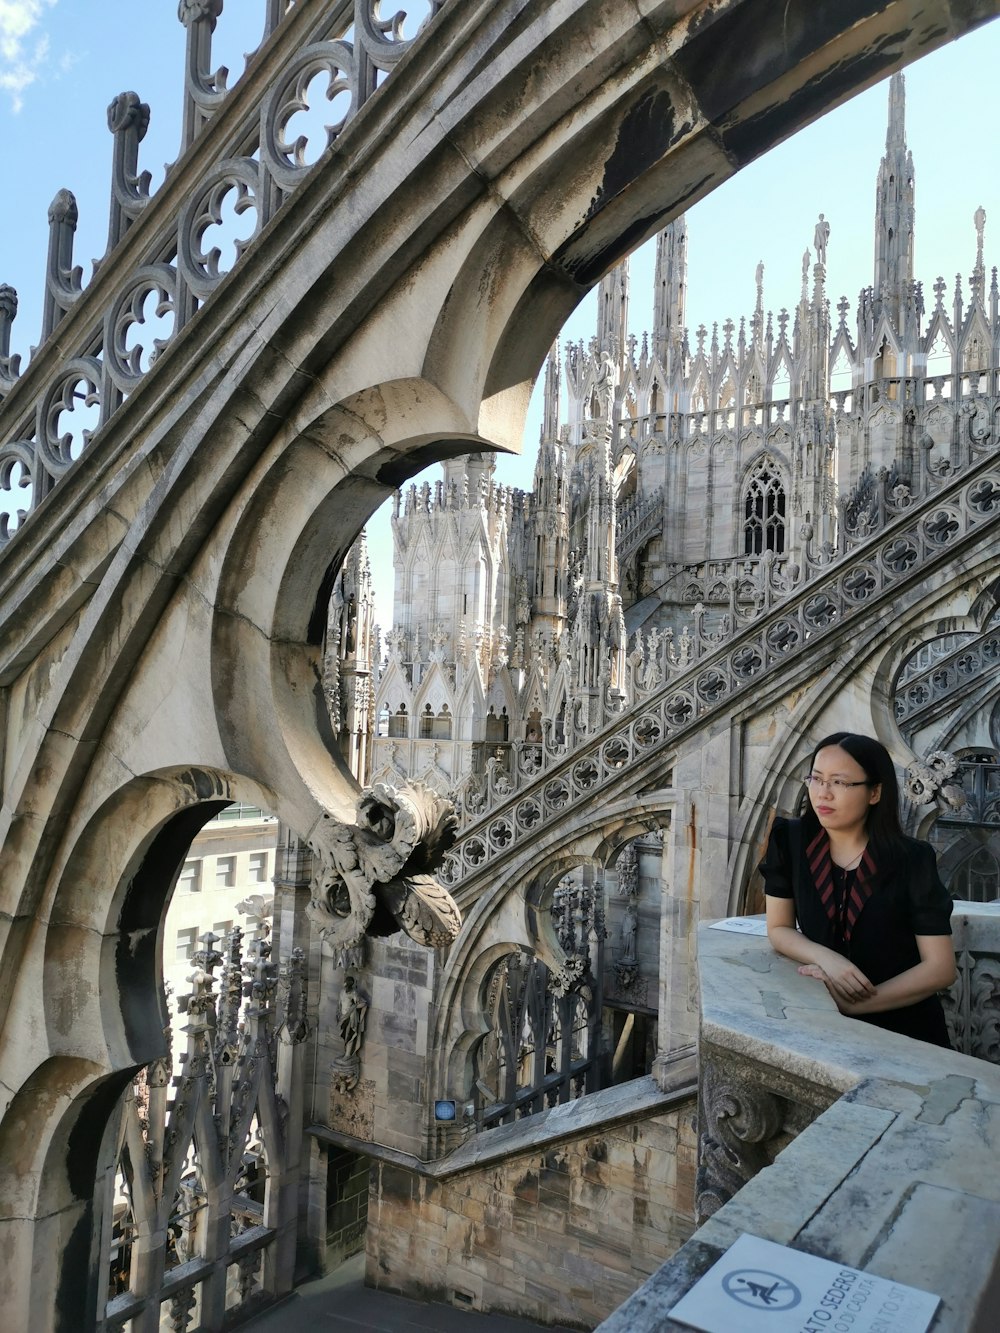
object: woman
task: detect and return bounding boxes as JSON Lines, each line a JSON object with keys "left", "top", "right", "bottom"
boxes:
{"left": 761, "top": 732, "right": 956, "bottom": 1046}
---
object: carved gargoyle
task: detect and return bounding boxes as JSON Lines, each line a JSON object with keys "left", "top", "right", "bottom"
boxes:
{"left": 306, "top": 781, "right": 461, "bottom": 953}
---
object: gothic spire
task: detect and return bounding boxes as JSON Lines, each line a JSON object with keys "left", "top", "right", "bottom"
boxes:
{"left": 653, "top": 216, "right": 687, "bottom": 366}
{"left": 542, "top": 339, "right": 561, "bottom": 441}
{"left": 873, "top": 72, "right": 915, "bottom": 329}
{"left": 597, "top": 256, "right": 630, "bottom": 359}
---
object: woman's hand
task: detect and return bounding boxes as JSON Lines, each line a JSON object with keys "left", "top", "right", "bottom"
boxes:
{"left": 796, "top": 954, "right": 876, "bottom": 1004}
{"left": 767, "top": 895, "right": 876, "bottom": 1006}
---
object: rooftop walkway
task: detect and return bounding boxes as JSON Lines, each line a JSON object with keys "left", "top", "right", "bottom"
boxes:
{"left": 243, "top": 1253, "right": 578, "bottom": 1333}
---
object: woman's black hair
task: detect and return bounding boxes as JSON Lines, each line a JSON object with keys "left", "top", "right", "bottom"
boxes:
{"left": 796, "top": 731, "right": 909, "bottom": 857}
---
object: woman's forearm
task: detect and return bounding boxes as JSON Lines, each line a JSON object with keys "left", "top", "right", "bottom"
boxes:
{"left": 767, "top": 925, "right": 844, "bottom": 972}
{"left": 839, "top": 956, "right": 954, "bottom": 1016}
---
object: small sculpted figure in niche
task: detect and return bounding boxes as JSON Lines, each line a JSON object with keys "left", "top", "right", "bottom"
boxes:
{"left": 620, "top": 902, "right": 638, "bottom": 964}
{"left": 338, "top": 974, "right": 368, "bottom": 1058}
{"left": 760, "top": 732, "right": 956, "bottom": 1047}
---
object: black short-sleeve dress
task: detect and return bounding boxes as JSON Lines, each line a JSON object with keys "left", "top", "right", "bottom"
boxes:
{"left": 760, "top": 816, "right": 954, "bottom": 1047}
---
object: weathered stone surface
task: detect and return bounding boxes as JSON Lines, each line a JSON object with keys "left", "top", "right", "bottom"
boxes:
{"left": 597, "top": 918, "right": 1000, "bottom": 1331}
{"left": 0, "top": 1, "right": 998, "bottom": 1328}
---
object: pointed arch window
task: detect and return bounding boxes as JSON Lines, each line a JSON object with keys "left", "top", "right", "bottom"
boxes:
{"left": 874, "top": 336, "right": 897, "bottom": 384}
{"left": 419, "top": 704, "right": 435, "bottom": 739}
{"left": 387, "top": 704, "right": 408, "bottom": 738}
{"left": 485, "top": 707, "right": 509, "bottom": 744}
{"left": 743, "top": 458, "right": 786, "bottom": 556}
{"left": 951, "top": 847, "right": 1000, "bottom": 903}
{"left": 432, "top": 705, "right": 452, "bottom": 741}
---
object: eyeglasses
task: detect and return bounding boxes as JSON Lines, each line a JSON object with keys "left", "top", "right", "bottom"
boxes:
{"left": 802, "top": 775, "right": 872, "bottom": 792}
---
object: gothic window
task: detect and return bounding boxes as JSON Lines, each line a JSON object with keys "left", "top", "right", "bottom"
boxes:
{"left": 743, "top": 458, "right": 786, "bottom": 556}
{"left": 830, "top": 348, "right": 853, "bottom": 394}
{"left": 432, "top": 705, "right": 452, "bottom": 740}
{"left": 387, "top": 704, "right": 408, "bottom": 738}
{"left": 925, "top": 331, "right": 952, "bottom": 377}
{"left": 419, "top": 704, "right": 435, "bottom": 739}
{"left": 951, "top": 847, "right": 1000, "bottom": 903}
{"left": 525, "top": 709, "right": 542, "bottom": 752}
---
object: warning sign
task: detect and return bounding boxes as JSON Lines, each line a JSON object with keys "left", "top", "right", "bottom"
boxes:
{"left": 669, "top": 1234, "right": 939, "bottom": 1333}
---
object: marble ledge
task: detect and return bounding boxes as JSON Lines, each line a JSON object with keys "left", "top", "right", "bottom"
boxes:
{"left": 596, "top": 914, "right": 1000, "bottom": 1332}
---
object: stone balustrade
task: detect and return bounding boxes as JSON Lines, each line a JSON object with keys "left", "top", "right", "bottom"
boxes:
{"left": 597, "top": 909, "right": 1000, "bottom": 1332}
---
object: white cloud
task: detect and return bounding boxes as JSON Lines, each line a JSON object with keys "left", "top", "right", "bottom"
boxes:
{"left": 0, "top": 0, "right": 56, "bottom": 112}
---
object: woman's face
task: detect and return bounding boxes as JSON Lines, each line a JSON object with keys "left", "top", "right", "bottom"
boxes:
{"left": 806, "top": 744, "right": 881, "bottom": 838}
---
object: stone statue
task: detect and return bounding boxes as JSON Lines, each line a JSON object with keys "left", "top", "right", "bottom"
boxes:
{"left": 338, "top": 975, "right": 369, "bottom": 1058}
{"left": 813, "top": 213, "right": 830, "bottom": 267}
{"left": 307, "top": 780, "right": 461, "bottom": 955}
{"left": 620, "top": 903, "right": 638, "bottom": 964}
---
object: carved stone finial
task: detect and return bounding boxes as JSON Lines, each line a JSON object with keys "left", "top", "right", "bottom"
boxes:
{"left": 306, "top": 781, "right": 461, "bottom": 953}
{"left": 177, "top": 0, "right": 223, "bottom": 26}
{"left": 48, "top": 188, "right": 78, "bottom": 228}
{"left": 107, "top": 90, "right": 150, "bottom": 138}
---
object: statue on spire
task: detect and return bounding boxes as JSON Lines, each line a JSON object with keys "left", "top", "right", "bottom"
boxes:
{"left": 813, "top": 214, "right": 830, "bottom": 268}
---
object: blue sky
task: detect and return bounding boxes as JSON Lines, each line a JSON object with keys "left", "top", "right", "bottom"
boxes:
{"left": 2, "top": 5, "right": 999, "bottom": 628}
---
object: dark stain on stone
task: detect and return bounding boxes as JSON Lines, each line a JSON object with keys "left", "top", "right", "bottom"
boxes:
{"left": 56, "top": 1202, "right": 96, "bottom": 1333}
{"left": 554, "top": 169, "right": 709, "bottom": 289}
{"left": 587, "top": 1138, "right": 608, "bottom": 1163}
{"left": 377, "top": 1162, "right": 416, "bottom": 1203}
{"left": 673, "top": 0, "right": 890, "bottom": 125}
{"left": 513, "top": 1170, "right": 538, "bottom": 1208}
{"left": 375, "top": 440, "right": 479, "bottom": 492}
{"left": 720, "top": 35, "right": 911, "bottom": 167}
{"left": 587, "top": 89, "right": 678, "bottom": 221}
{"left": 178, "top": 767, "right": 226, "bottom": 802}
{"left": 67, "top": 1073, "right": 132, "bottom": 1199}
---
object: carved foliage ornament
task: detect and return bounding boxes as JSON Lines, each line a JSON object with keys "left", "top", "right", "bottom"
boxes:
{"left": 306, "top": 781, "right": 461, "bottom": 952}
{"left": 695, "top": 1059, "right": 785, "bottom": 1223}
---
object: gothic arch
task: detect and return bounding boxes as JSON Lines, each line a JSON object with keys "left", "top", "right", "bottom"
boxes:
{"left": 3, "top": 2, "right": 998, "bottom": 1322}
{"left": 435, "top": 795, "right": 675, "bottom": 1091}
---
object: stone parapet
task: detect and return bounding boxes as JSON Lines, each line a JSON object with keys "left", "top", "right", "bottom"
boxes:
{"left": 596, "top": 911, "right": 1000, "bottom": 1331}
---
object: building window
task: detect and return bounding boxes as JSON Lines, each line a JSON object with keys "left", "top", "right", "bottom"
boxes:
{"left": 213, "top": 920, "right": 233, "bottom": 940}
{"left": 216, "top": 856, "right": 236, "bottom": 888}
{"left": 432, "top": 706, "right": 452, "bottom": 740}
{"left": 387, "top": 705, "right": 408, "bottom": 739}
{"left": 175, "top": 927, "right": 199, "bottom": 962}
{"left": 178, "top": 861, "right": 201, "bottom": 893}
{"left": 248, "top": 852, "right": 268, "bottom": 883}
{"left": 419, "top": 704, "right": 435, "bottom": 739}
{"left": 743, "top": 458, "right": 786, "bottom": 556}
